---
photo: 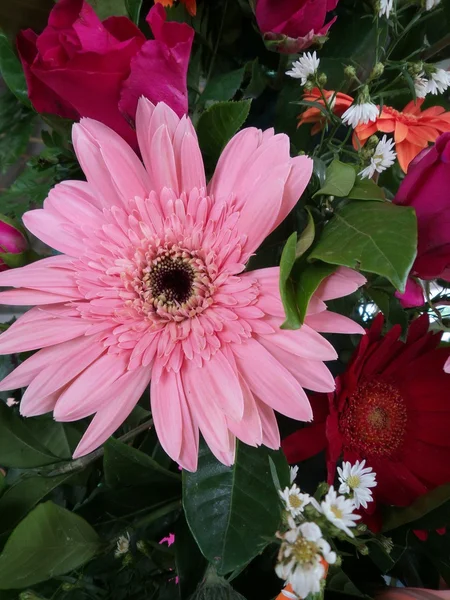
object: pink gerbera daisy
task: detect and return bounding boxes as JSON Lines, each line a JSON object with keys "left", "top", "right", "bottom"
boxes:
{"left": 0, "top": 98, "right": 365, "bottom": 471}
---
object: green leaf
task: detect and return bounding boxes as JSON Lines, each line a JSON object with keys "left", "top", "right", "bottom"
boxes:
{"left": 0, "top": 165, "right": 56, "bottom": 218}
{"left": 103, "top": 437, "right": 180, "bottom": 487}
{"left": 0, "top": 92, "right": 35, "bottom": 174}
{"left": 201, "top": 68, "right": 245, "bottom": 103}
{"left": 24, "top": 417, "right": 80, "bottom": 460}
{"left": 197, "top": 100, "right": 251, "bottom": 168}
{"left": 327, "top": 569, "right": 368, "bottom": 598}
{"left": 243, "top": 59, "right": 267, "bottom": 100}
{"left": 382, "top": 483, "right": 450, "bottom": 532}
{"left": 0, "top": 473, "right": 73, "bottom": 544}
{"left": 0, "top": 501, "right": 101, "bottom": 589}
{"left": 125, "top": 0, "right": 142, "bottom": 23}
{"left": 279, "top": 232, "right": 301, "bottom": 330}
{"left": 347, "top": 177, "right": 385, "bottom": 201}
{"left": 175, "top": 515, "right": 208, "bottom": 600}
{"left": 295, "top": 207, "right": 315, "bottom": 258}
{"left": 313, "top": 160, "right": 356, "bottom": 198}
{"left": 86, "top": 0, "right": 127, "bottom": 18}
{"left": 296, "top": 262, "right": 337, "bottom": 323}
{"left": 0, "top": 34, "right": 31, "bottom": 106}
{"left": 0, "top": 402, "right": 61, "bottom": 468}
{"left": 183, "top": 440, "right": 288, "bottom": 575}
{"left": 309, "top": 200, "right": 417, "bottom": 292}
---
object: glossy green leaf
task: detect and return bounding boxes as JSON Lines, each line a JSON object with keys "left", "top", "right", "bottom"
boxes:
{"left": 197, "top": 100, "right": 251, "bottom": 168}
{"left": 296, "top": 262, "right": 337, "bottom": 323}
{"left": 87, "top": 0, "right": 127, "bottom": 18}
{"left": 125, "top": 0, "right": 142, "bottom": 23}
{"left": 0, "top": 501, "right": 101, "bottom": 589}
{"left": 103, "top": 437, "right": 180, "bottom": 487}
{"left": 201, "top": 68, "right": 245, "bottom": 103}
{"left": 309, "top": 201, "right": 417, "bottom": 292}
{"left": 0, "top": 34, "right": 31, "bottom": 106}
{"left": 347, "top": 177, "right": 385, "bottom": 201}
{"left": 0, "top": 473, "right": 73, "bottom": 544}
{"left": 183, "top": 441, "right": 288, "bottom": 575}
{"left": 279, "top": 232, "right": 301, "bottom": 330}
{"left": 382, "top": 483, "right": 450, "bottom": 532}
{"left": 327, "top": 570, "right": 368, "bottom": 598}
{"left": 0, "top": 402, "right": 61, "bottom": 468}
{"left": 295, "top": 207, "right": 315, "bottom": 258}
{"left": 313, "top": 160, "right": 356, "bottom": 198}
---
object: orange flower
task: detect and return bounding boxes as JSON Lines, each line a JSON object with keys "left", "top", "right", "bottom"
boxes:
{"left": 155, "top": 0, "right": 197, "bottom": 16}
{"left": 354, "top": 99, "right": 450, "bottom": 172}
{"left": 298, "top": 88, "right": 353, "bottom": 134}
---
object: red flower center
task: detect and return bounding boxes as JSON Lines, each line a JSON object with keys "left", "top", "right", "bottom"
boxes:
{"left": 340, "top": 380, "right": 407, "bottom": 457}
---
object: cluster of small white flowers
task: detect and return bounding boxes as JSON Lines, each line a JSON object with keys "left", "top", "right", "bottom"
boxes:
{"left": 280, "top": 484, "right": 312, "bottom": 518}
{"left": 115, "top": 533, "right": 130, "bottom": 558}
{"left": 337, "top": 460, "right": 377, "bottom": 509}
{"left": 342, "top": 101, "right": 379, "bottom": 128}
{"left": 286, "top": 52, "right": 320, "bottom": 86}
{"left": 413, "top": 67, "right": 450, "bottom": 98}
{"left": 427, "top": 68, "right": 450, "bottom": 95}
{"left": 426, "top": 0, "right": 441, "bottom": 9}
{"left": 378, "top": 0, "right": 394, "bottom": 18}
{"left": 359, "top": 135, "right": 397, "bottom": 179}
{"left": 276, "top": 519, "right": 337, "bottom": 599}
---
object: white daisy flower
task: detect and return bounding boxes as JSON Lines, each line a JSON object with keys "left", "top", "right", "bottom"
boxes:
{"left": 359, "top": 135, "right": 397, "bottom": 179}
{"left": 280, "top": 484, "right": 312, "bottom": 518}
{"left": 275, "top": 521, "right": 336, "bottom": 599}
{"left": 426, "top": 0, "right": 441, "bottom": 9}
{"left": 427, "top": 68, "right": 450, "bottom": 95}
{"left": 320, "top": 486, "right": 361, "bottom": 537}
{"left": 342, "top": 101, "right": 379, "bottom": 128}
{"left": 337, "top": 460, "right": 377, "bottom": 509}
{"left": 379, "top": 0, "right": 394, "bottom": 18}
{"left": 286, "top": 52, "right": 320, "bottom": 86}
{"left": 290, "top": 465, "right": 299, "bottom": 484}
{"left": 115, "top": 532, "right": 131, "bottom": 558}
{"left": 414, "top": 73, "right": 429, "bottom": 99}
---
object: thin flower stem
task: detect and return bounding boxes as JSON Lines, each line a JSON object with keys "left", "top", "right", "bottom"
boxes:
{"left": 44, "top": 418, "right": 154, "bottom": 477}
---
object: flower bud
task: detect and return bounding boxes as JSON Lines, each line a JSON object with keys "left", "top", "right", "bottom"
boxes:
{"left": 0, "top": 215, "right": 28, "bottom": 271}
{"left": 318, "top": 73, "right": 328, "bottom": 87}
{"left": 304, "top": 80, "right": 314, "bottom": 92}
{"left": 356, "top": 523, "right": 368, "bottom": 533}
{"left": 370, "top": 62, "right": 385, "bottom": 79}
{"left": 359, "top": 544, "right": 369, "bottom": 555}
{"left": 344, "top": 65, "right": 357, "bottom": 80}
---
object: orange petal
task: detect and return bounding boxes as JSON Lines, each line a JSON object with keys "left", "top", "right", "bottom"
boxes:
{"left": 394, "top": 120, "right": 408, "bottom": 143}
{"left": 396, "top": 141, "right": 423, "bottom": 173}
{"left": 182, "top": 0, "right": 196, "bottom": 15}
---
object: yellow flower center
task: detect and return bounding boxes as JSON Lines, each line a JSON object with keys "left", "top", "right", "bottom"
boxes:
{"left": 331, "top": 505, "right": 343, "bottom": 519}
{"left": 347, "top": 475, "right": 361, "bottom": 490}
{"left": 289, "top": 494, "right": 303, "bottom": 510}
{"left": 292, "top": 537, "right": 318, "bottom": 565}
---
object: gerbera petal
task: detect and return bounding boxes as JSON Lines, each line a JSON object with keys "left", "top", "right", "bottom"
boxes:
{"left": 73, "top": 366, "right": 151, "bottom": 459}
{"left": 151, "top": 369, "right": 183, "bottom": 462}
{"left": 255, "top": 398, "right": 280, "bottom": 450}
{"left": 226, "top": 376, "right": 263, "bottom": 447}
{"left": 272, "top": 155, "right": 313, "bottom": 230}
{"left": 315, "top": 267, "right": 366, "bottom": 301}
{"left": 233, "top": 338, "right": 313, "bottom": 422}
{"left": 305, "top": 311, "right": 365, "bottom": 334}
{"left": 72, "top": 118, "right": 151, "bottom": 208}
{"left": 53, "top": 353, "right": 129, "bottom": 421}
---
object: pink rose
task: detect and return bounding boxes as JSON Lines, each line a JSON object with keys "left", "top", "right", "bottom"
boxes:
{"left": 0, "top": 216, "right": 28, "bottom": 272}
{"left": 394, "top": 133, "right": 450, "bottom": 307}
{"left": 17, "top": 0, "right": 194, "bottom": 148}
{"left": 255, "top": 0, "right": 339, "bottom": 53}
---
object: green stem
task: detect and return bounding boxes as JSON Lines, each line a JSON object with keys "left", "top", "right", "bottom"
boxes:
{"left": 44, "top": 419, "right": 154, "bottom": 477}
{"left": 422, "top": 32, "right": 450, "bottom": 61}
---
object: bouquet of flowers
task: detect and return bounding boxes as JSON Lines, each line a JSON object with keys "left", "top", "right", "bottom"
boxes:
{"left": 0, "top": 0, "right": 450, "bottom": 598}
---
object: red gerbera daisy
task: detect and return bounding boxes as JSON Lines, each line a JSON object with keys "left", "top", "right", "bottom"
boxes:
{"left": 282, "top": 314, "right": 450, "bottom": 509}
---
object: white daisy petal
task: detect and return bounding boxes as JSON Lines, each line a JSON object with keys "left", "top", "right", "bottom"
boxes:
{"left": 320, "top": 486, "right": 361, "bottom": 537}
{"left": 286, "top": 52, "right": 320, "bottom": 86}
{"left": 427, "top": 68, "right": 450, "bottom": 95}
{"left": 359, "top": 135, "right": 396, "bottom": 181}
{"left": 414, "top": 73, "right": 429, "bottom": 99}
{"left": 279, "top": 485, "right": 312, "bottom": 518}
{"left": 290, "top": 465, "right": 299, "bottom": 484}
{"left": 426, "top": 0, "right": 441, "bottom": 9}
{"left": 379, "top": 0, "right": 394, "bottom": 18}
{"left": 342, "top": 102, "right": 379, "bottom": 128}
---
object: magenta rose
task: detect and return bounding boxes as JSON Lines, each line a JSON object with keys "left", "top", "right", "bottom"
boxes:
{"left": 0, "top": 216, "right": 28, "bottom": 272}
{"left": 17, "top": 0, "right": 194, "bottom": 147}
{"left": 394, "top": 132, "right": 450, "bottom": 307}
{"left": 255, "top": 0, "right": 339, "bottom": 53}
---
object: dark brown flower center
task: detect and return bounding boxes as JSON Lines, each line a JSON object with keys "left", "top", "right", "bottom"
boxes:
{"left": 340, "top": 379, "right": 407, "bottom": 458}
{"left": 145, "top": 255, "right": 195, "bottom": 306}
